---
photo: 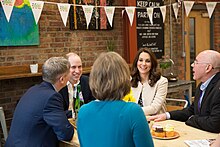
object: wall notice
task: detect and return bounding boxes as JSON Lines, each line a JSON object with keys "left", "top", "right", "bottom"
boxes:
{"left": 136, "top": 0, "right": 164, "bottom": 58}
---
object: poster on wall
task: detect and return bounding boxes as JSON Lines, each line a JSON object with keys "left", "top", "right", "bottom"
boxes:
{"left": 136, "top": 0, "right": 164, "bottom": 58}
{"left": 0, "top": 0, "right": 39, "bottom": 46}
{"left": 69, "top": 0, "right": 114, "bottom": 30}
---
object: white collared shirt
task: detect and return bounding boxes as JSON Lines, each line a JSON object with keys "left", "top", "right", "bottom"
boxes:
{"left": 199, "top": 74, "right": 215, "bottom": 106}
{"left": 67, "top": 81, "right": 80, "bottom": 110}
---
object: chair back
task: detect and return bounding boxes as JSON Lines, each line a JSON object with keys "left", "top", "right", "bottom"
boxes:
{"left": 166, "top": 98, "right": 188, "bottom": 111}
{"left": 0, "top": 107, "right": 8, "bottom": 141}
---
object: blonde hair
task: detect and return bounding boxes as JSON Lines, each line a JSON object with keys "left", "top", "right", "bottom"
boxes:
{"left": 89, "top": 52, "right": 131, "bottom": 101}
{"left": 66, "top": 52, "right": 80, "bottom": 60}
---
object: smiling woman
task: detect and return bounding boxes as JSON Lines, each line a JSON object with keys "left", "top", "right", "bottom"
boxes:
{"left": 131, "top": 48, "right": 168, "bottom": 116}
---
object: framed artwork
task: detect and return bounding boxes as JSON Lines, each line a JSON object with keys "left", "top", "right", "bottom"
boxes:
{"left": 69, "top": 0, "right": 114, "bottom": 30}
{"left": 0, "top": 1, "right": 39, "bottom": 46}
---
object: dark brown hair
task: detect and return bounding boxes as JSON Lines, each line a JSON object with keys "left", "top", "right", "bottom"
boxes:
{"left": 131, "top": 48, "right": 161, "bottom": 87}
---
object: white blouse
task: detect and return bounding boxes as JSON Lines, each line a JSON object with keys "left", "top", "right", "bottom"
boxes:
{"left": 131, "top": 76, "right": 168, "bottom": 115}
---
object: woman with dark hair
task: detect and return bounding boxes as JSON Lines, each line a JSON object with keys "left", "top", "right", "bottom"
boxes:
{"left": 77, "top": 52, "right": 154, "bottom": 147}
{"left": 131, "top": 48, "right": 168, "bottom": 115}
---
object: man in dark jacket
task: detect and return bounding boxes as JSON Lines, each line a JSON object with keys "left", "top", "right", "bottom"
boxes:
{"left": 5, "top": 57, "right": 74, "bottom": 147}
{"left": 59, "top": 53, "right": 95, "bottom": 118}
{"left": 149, "top": 50, "right": 220, "bottom": 133}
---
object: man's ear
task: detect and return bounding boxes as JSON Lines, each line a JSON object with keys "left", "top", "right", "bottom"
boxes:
{"left": 59, "top": 76, "right": 64, "bottom": 84}
{"left": 205, "top": 64, "right": 212, "bottom": 72}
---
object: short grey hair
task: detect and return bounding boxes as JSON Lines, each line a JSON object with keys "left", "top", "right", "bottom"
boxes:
{"left": 89, "top": 52, "right": 131, "bottom": 101}
{"left": 42, "top": 57, "right": 70, "bottom": 84}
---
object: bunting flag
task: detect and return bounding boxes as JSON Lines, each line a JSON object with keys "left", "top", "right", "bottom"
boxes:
{"left": 30, "top": 1, "right": 44, "bottom": 24}
{"left": 1, "top": 0, "right": 16, "bottom": 22}
{"left": 206, "top": 2, "right": 217, "bottom": 18}
{"left": 82, "top": 5, "right": 94, "bottom": 29}
{"left": 125, "top": 7, "right": 135, "bottom": 26}
{"left": 147, "top": 7, "right": 154, "bottom": 25}
{"left": 104, "top": 6, "right": 115, "bottom": 27}
{"left": 0, "top": 0, "right": 219, "bottom": 27}
{"left": 184, "top": 1, "right": 194, "bottom": 17}
{"left": 160, "top": 6, "right": 166, "bottom": 23}
{"left": 172, "top": 2, "right": 179, "bottom": 20}
{"left": 57, "top": 3, "right": 70, "bottom": 26}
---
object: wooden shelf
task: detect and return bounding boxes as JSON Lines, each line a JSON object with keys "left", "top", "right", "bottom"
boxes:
{"left": 0, "top": 65, "right": 92, "bottom": 80}
{"left": 0, "top": 73, "right": 42, "bottom": 80}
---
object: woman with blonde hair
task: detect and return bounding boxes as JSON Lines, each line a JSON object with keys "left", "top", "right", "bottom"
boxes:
{"left": 77, "top": 52, "right": 154, "bottom": 147}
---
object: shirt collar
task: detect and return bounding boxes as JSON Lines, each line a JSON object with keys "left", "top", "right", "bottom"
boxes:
{"left": 52, "top": 84, "right": 58, "bottom": 92}
{"left": 74, "top": 80, "right": 80, "bottom": 87}
{"left": 67, "top": 80, "right": 80, "bottom": 88}
{"left": 200, "top": 74, "right": 216, "bottom": 91}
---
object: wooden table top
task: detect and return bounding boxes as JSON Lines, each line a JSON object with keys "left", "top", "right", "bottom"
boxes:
{"left": 152, "top": 120, "right": 218, "bottom": 147}
{"left": 60, "top": 119, "right": 218, "bottom": 147}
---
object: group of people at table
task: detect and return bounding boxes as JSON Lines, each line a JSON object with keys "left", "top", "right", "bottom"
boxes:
{"left": 4, "top": 48, "right": 220, "bottom": 147}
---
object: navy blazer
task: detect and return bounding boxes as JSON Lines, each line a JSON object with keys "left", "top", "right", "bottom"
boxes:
{"left": 59, "top": 75, "right": 95, "bottom": 118}
{"left": 170, "top": 72, "right": 220, "bottom": 133}
{"left": 5, "top": 81, "right": 74, "bottom": 147}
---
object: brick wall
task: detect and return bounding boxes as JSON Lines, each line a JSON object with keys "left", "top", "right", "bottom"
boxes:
{"left": 163, "top": 0, "right": 185, "bottom": 80}
{"left": 0, "top": 0, "right": 125, "bottom": 140}
{"left": 0, "top": 77, "right": 42, "bottom": 142}
{"left": 0, "top": 0, "right": 125, "bottom": 67}
{"left": 214, "top": 4, "right": 220, "bottom": 52}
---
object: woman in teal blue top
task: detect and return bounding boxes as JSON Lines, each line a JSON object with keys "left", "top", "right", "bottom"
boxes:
{"left": 77, "top": 52, "right": 154, "bottom": 147}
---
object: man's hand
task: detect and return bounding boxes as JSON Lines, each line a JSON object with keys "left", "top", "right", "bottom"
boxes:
{"left": 147, "top": 113, "right": 167, "bottom": 122}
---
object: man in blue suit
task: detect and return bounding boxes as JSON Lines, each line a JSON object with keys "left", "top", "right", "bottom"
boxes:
{"left": 59, "top": 53, "right": 95, "bottom": 118}
{"left": 5, "top": 57, "right": 74, "bottom": 147}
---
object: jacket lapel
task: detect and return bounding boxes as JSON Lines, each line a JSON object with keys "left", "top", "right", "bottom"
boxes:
{"left": 195, "top": 83, "right": 202, "bottom": 113}
{"left": 200, "top": 72, "right": 220, "bottom": 109}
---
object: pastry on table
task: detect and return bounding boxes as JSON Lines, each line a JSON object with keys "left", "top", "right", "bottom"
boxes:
{"left": 164, "top": 124, "right": 175, "bottom": 137}
{"left": 153, "top": 125, "right": 165, "bottom": 138}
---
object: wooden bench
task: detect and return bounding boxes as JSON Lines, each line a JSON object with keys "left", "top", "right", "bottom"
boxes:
{"left": 0, "top": 65, "right": 91, "bottom": 80}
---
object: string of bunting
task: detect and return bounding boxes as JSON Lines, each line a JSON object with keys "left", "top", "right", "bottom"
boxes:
{"left": 0, "top": 0, "right": 219, "bottom": 28}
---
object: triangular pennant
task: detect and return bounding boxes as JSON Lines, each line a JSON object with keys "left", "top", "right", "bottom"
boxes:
{"left": 206, "top": 2, "right": 217, "bottom": 18}
{"left": 172, "top": 2, "right": 179, "bottom": 20}
{"left": 147, "top": 7, "right": 154, "bottom": 25}
{"left": 160, "top": 6, "right": 166, "bottom": 23}
{"left": 57, "top": 3, "right": 70, "bottom": 27}
{"left": 30, "top": 1, "right": 44, "bottom": 24}
{"left": 125, "top": 7, "right": 135, "bottom": 27}
{"left": 184, "top": 1, "right": 194, "bottom": 17}
{"left": 82, "top": 5, "right": 94, "bottom": 29}
{"left": 104, "top": 6, "right": 115, "bottom": 27}
{"left": 1, "top": 0, "right": 16, "bottom": 22}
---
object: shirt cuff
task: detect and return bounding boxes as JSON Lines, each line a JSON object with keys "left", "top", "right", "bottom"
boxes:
{"left": 165, "top": 112, "right": 171, "bottom": 119}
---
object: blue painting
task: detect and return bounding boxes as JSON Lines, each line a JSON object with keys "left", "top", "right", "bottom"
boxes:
{"left": 0, "top": 0, "right": 39, "bottom": 46}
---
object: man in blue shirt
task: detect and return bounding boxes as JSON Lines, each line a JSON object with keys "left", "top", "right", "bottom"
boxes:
{"left": 149, "top": 50, "right": 220, "bottom": 133}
